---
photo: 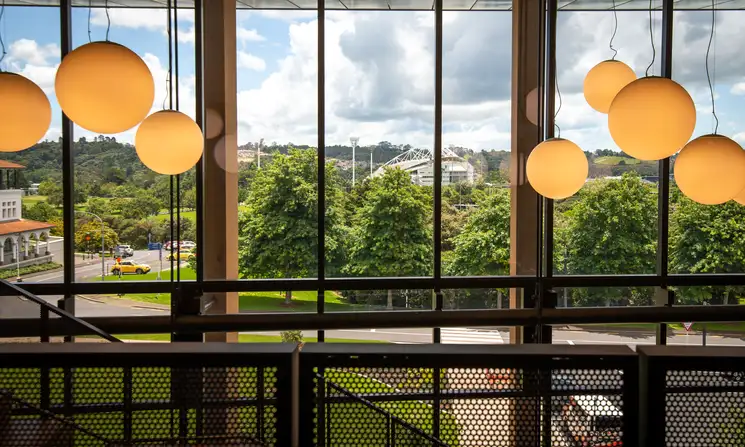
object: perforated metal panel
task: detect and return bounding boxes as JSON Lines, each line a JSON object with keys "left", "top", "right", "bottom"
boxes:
{"left": 665, "top": 370, "right": 745, "bottom": 447}
{"left": 310, "top": 366, "right": 626, "bottom": 447}
{"left": 0, "top": 366, "right": 280, "bottom": 446}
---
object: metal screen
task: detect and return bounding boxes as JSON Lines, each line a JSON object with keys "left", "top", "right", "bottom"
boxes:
{"left": 300, "top": 344, "right": 636, "bottom": 447}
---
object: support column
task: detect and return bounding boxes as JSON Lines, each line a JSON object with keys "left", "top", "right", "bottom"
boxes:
{"left": 23, "top": 236, "right": 29, "bottom": 259}
{"left": 35, "top": 233, "right": 40, "bottom": 257}
{"left": 45, "top": 232, "right": 50, "bottom": 255}
{"left": 0, "top": 238, "right": 6, "bottom": 265}
{"left": 202, "top": 0, "right": 238, "bottom": 343}
{"left": 510, "top": 0, "right": 542, "bottom": 345}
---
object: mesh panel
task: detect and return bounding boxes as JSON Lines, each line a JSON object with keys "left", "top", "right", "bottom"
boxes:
{"left": 0, "top": 365, "right": 280, "bottom": 446}
{"left": 313, "top": 366, "right": 625, "bottom": 447}
{"left": 665, "top": 370, "right": 745, "bottom": 447}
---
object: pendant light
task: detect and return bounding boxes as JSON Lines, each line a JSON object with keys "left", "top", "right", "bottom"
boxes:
{"left": 674, "top": 1, "right": 745, "bottom": 205}
{"left": 607, "top": 0, "right": 695, "bottom": 161}
{"left": 527, "top": 46, "right": 588, "bottom": 199}
{"left": 583, "top": 0, "right": 636, "bottom": 114}
{"left": 55, "top": 1, "right": 154, "bottom": 134}
{"left": 135, "top": 0, "right": 203, "bottom": 175}
{"left": 0, "top": 2, "right": 51, "bottom": 152}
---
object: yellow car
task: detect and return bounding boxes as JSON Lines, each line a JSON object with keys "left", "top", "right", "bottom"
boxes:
{"left": 166, "top": 249, "right": 196, "bottom": 261}
{"left": 110, "top": 261, "right": 151, "bottom": 275}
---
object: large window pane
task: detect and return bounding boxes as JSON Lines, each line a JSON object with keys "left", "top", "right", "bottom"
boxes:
{"left": 324, "top": 11, "right": 435, "bottom": 283}
{"left": 554, "top": 10, "right": 661, "bottom": 280}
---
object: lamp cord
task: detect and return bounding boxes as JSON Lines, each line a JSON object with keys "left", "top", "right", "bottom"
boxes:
{"left": 555, "top": 73, "right": 562, "bottom": 138}
{"left": 166, "top": 0, "right": 173, "bottom": 111}
{"left": 88, "top": 0, "right": 92, "bottom": 43}
{"left": 705, "top": 0, "right": 719, "bottom": 134}
{"left": 0, "top": 0, "right": 6, "bottom": 72}
{"left": 610, "top": 0, "right": 618, "bottom": 60}
{"left": 105, "top": 0, "right": 111, "bottom": 41}
{"left": 174, "top": 0, "right": 179, "bottom": 111}
{"left": 645, "top": 0, "right": 655, "bottom": 77}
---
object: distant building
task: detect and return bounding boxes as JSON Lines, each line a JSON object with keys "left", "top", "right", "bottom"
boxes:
{"left": 25, "top": 183, "right": 41, "bottom": 195}
{"left": 372, "top": 147, "right": 475, "bottom": 186}
{"left": 0, "top": 161, "right": 55, "bottom": 267}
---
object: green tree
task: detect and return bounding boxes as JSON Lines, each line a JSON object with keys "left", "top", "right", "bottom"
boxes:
{"left": 344, "top": 168, "right": 432, "bottom": 308}
{"left": 86, "top": 198, "right": 111, "bottom": 217}
{"left": 238, "top": 149, "right": 345, "bottom": 304}
{"left": 74, "top": 220, "right": 119, "bottom": 253}
{"left": 182, "top": 187, "right": 197, "bottom": 210}
{"left": 564, "top": 173, "right": 657, "bottom": 307}
{"left": 670, "top": 198, "right": 745, "bottom": 304}
{"left": 24, "top": 201, "right": 58, "bottom": 222}
{"left": 447, "top": 189, "right": 510, "bottom": 276}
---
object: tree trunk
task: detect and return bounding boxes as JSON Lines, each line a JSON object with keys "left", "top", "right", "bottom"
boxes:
{"left": 285, "top": 290, "right": 292, "bottom": 305}
{"left": 387, "top": 289, "right": 393, "bottom": 310}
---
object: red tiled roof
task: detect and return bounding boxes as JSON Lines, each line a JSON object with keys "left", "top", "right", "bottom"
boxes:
{"left": 0, "top": 219, "right": 54, "bottom": 236}
{"left": 0, "top": 161, "right": 25, "bottom": 169}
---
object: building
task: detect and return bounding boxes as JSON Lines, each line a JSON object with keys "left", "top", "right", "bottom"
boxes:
{"left": 0, "top": 161, "right": 54, "bottom": 267}
{"left": 372, "top": 147, "right": 475, "bottom": 186}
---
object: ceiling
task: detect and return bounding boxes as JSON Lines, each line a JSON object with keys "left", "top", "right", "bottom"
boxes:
{"left": 3, "top": 0, "right": 744, "bottom": 10}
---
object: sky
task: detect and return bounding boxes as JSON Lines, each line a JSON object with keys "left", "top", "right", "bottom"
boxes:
{"left": 2, "top": 5, "right": 745, "bottom": 154}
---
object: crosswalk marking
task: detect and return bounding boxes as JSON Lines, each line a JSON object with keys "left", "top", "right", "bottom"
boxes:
{"left": 441, "top": 327, "right": 504, "bottom": 344}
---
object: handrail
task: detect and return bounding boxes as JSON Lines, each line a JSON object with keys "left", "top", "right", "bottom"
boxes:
{"left": 1, "top": 390, "right": 112, "bottom": 445}
{"left": 0, "top": 278, "right": 121, "bottom": 342}
{"left": 320, "top": 374, "right": 449, "bottom": 446}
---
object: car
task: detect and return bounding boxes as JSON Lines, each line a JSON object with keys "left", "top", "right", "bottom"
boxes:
{"left": 166, "top": 249, "right": 196, "bottom": 261}
{"left": 110, "top": 261, "right": 151, "bottom": 275}
{"left": 164, "top": 240, "right": 196, "bottom": 251}
{"left": 117, "top": 245, "right": 134, "bottom": 257}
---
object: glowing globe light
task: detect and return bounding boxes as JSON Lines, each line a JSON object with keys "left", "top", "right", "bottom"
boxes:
{"left": 608, "top": 77, "right": 696, "bottom": 161}
{"left": 135, "top": 110, "right": 204, "bottom": 175}
{"left": 0, "top": 72, "right": 51, "bottom": 152}
{"left": 526, "top": 138, "right": 588, "bottom": 199}
{"left": 55, "top": 41, "right": 154, "bottom": 134}
{"left": 583, "top": 60, "right": 636, "bottom": 114}
{"left": 674, "top": 134, "right": 745, "bottom": 205}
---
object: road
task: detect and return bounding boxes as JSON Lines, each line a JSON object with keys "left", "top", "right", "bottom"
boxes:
{"left": 1, "top": 249, "right": 169, "bottom": 318}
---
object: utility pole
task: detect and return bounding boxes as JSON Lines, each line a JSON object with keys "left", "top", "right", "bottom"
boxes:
{"left": 257, "top": 138, "right": 264, "bottom": 169}
{"left": 350, "top": 136, "right": 359, "bottom": 186}
{"left": 76, "top": 210, "right": 105, "bottom": 281}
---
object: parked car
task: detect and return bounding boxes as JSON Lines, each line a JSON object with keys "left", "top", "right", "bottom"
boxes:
{"left": 110, "top": 261, "right": 151, "bottom": 275}
{"left": 164, "top": 240, "right": 196, "bottom": 251}
{"left": 117, "top": 245, "right": 134, "bottom": 257}
{"left": 167, "top": 249, "right": 196, "bottom": 261}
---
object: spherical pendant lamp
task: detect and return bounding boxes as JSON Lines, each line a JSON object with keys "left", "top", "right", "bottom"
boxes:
{"left": 135, "top": 110, "right": 203, "bottom": 175}
{"left": 0, "top": 72, "right": 51, "bottom": 152}
{"left": 55, "top": 41, "right": 155, "bottom": 134}
{"left": 526, "top": 138, "right": 588, "bottom": 199}
{"left": 583, "top": 60, "right": 636, "bottom": 114}
{"left": 674, "top": 134, "right": 745, "bottom": 205}
{"left": 608, "top": 77, "right": 696, "bottom": 161}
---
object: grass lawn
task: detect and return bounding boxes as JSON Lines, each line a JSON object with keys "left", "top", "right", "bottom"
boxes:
{"left": 593, "top": 155, "right": 642, "bottom": 165}
{"left": 154, "top": 209, "right": 196, "bottom": 222}
{"left": 101, "top": 267, "right": 196, "bottom": 282}
{"left": 21, "top": 195, "right": 48, "bottom": 207}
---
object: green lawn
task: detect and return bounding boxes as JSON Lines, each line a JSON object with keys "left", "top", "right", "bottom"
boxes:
{"left": 21, "top": 195, "right": 48, "bottom": 206}
{"left": 154, "top": 209, "right": 196, "bottom": 222}
{"left": 593, "top": 155, "right": 642, "bottom": 165}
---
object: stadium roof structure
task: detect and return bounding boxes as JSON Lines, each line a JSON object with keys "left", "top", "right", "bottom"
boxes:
{"left": 374, "top": 146, "right": 463, "bottom": 175}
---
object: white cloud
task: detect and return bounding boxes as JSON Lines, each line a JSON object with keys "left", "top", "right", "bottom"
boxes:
{"left": 238, "top": 27, "right": 266, "bottom": 43}
{"left": 6, "top": 39, "right": 59, "bottom": 67}
{"left": 237, "top": 51, "right": 267, "bottom": 71}
{"left": 90, "top": 9, "right": 194, "bottom": 44}
{"left": 247, "top": 11, "right": 317, "bottom": 22}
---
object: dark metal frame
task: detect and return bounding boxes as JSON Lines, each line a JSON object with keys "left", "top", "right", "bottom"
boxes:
{"left": 2, "top": 0, "right": 740, "bottom": 340}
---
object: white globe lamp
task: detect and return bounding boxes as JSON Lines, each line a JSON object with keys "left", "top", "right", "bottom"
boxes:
{"left": 527, "top": 138, "right": 588, "bottom": 199}
{"left": 55, "top": 41, "right": 154, "bottom": 134}
{"left": 583, "top": 60, "right": 636, "bottom": 114}
{"left": 674, "top": 134, "right": 745, "bottom": 205}
{"left": 608, "top": 77, "right": 696, "bottom": 161}
{"left": 0, "top": 72, "right": 51, "bottom": 152}
{"left": 135, "top": 110, "right": 204, "bottom": 175}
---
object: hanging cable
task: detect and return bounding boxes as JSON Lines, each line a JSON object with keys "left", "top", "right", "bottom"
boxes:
{"left": 88, "top": 0, "right": 92, "bottom": 43}
{"left": 645, "top": 0, "right": 656, "bottom": 77}
{"left": 0, "top": 0, "right": 7, "bottom": 71}
{"left": 174, "top": 0, "right": 181, "bottom": 283}
{"left": 705, "top": 0, "right": 719, "bottom": 134}
{"left": 609, "top": 0, "right": 618, "bottom": 60}
{"left": 555, "top": 72, "right": 562, "bottom": 138}
{"left": 105, "top": 0, "right": 111, "bottom": 41}
{"left": 166, "top": 0, "right": 173, "bottom": 111}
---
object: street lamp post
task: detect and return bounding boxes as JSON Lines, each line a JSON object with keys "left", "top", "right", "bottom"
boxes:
{"left": 350, "top": 137, "right": 359, "bottom": 186}
{"left": 76, "top": 210, "right": 105, "bottom": 281}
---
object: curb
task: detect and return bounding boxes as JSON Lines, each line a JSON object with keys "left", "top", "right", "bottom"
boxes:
{"left": 77, "top": 294, "right": 168, "bottom": 311}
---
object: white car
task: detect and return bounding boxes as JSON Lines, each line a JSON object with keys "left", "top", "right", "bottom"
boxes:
{"left": 180, "top": 241, "right": 196, "bottom": 250}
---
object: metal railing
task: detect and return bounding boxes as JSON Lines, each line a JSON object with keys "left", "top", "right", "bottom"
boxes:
{"left": 0, "top": 278, "right": 120, "bottom": 342}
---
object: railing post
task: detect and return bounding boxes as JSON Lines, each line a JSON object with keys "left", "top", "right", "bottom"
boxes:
{"left": 40, "top": 307, "right": 49, "bottom": 343}
{"left": 123, "top": 367, "right": 133, "bottom": 444}
{"left": 387, "top": 414, "right": 393, "bottom": 447}
{"left": 432, "top": 366, "right": 440, "bottom": 440}
{"left": 297, "top": 361, "right": 316, "bottom": 447}
{"left": 257, "top": 365, "right": 265, "bottom": 443}
{"left": 39, "top": 307, "right": 50, "bottom": 413}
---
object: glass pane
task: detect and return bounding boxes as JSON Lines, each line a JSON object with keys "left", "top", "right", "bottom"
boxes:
{"left": 669, "top": 10, "right": 745, "bottom": 278}
{"left": 554, "top": 9, "right": 661, "bottom": 276}
{"left": 324, "top": 11, "right": 435, "bottom": 279}
{"left": 441, "top": 11, "right": 512, "bottom": 282}
{"left": 0, "top": 6, "right": 63, "bottom": 286}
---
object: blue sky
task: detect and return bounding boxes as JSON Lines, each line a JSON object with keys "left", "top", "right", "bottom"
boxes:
{"left": 2, "top": 6, "right": 745, "bottom": 155}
